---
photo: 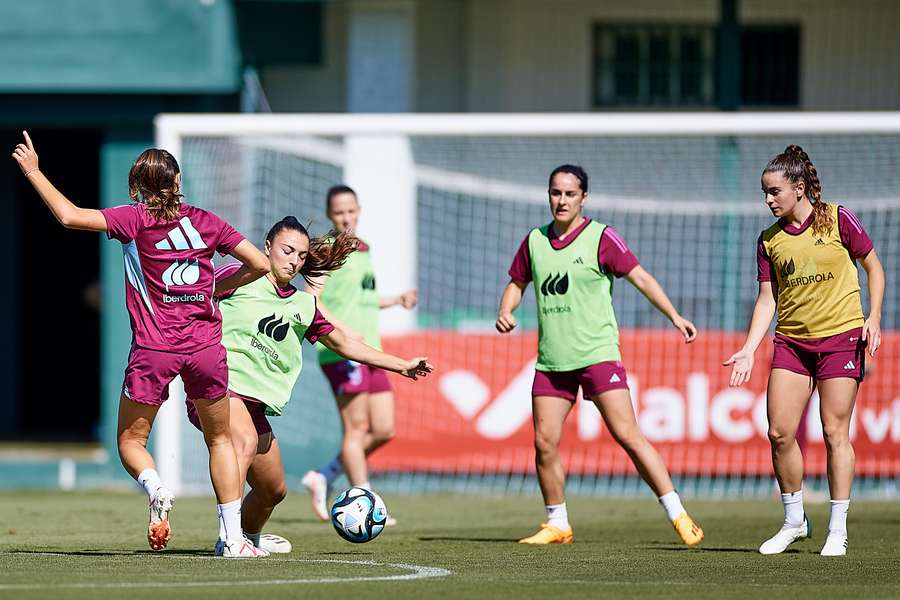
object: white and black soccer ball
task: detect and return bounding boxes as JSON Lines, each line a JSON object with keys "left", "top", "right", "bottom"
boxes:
{"left": 330, "top": 487, "right": 388, "bottom": 543}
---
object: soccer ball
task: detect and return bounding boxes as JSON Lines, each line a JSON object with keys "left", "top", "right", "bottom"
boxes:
{"left": 330, "top": 487, "right": 387, "bottom": 543}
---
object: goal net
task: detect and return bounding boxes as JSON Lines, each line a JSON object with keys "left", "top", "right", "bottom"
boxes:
{"left": 152, "top": 113, "right": 900, "bottom": 498}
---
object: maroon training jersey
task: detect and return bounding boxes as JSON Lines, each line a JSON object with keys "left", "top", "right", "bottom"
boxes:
{"left": 101, "top": 202, "right": 245, "bottom": 353}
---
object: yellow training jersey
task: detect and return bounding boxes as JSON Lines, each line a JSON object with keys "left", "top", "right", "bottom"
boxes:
{"left": 760, "top": 203, "right": 864, "bottom": 338}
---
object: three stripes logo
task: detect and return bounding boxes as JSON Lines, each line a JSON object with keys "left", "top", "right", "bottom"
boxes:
{"left": 155, "top": 217, "right": 208, "bottom": 251}
{"left": 815, "top": 238, "right": 826, "bottom": 246}
{"left": 258, "top": 314, "right": 290, "bottom": 342}
{"left": 780, "top": 257, "right": 796, "bottom": 277}
{"left": 540, "top": 272, "right": 569, "bottom": 296}
{"left": 361, "top": 274, "right": 376, "bottom": 291}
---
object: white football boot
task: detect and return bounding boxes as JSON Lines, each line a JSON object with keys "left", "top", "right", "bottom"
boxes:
{"left": 221, "top": 538, "right": 270, "bottom": 558}
{"left": 302, "top": 470, "right": 330, "bottom": 521}
{"left": 257, "top": 533, "right": 292, "bottom": 554}
{"left": 147, "top": 487, "right": 175, "bottom": 551}
{"left": 759, "top": 516, "right": 811, "bottom": 555}
{"left": 820, "top": 530, "right": 848, "bottom": 556}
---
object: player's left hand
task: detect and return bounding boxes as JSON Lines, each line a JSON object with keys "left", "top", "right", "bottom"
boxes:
{"left": 398, "top": 289, "right": 418, "bottom": 309}
{"left": 672, "top": 315, "right": 698, "bottom": 343}
{"left": 11, "top": 130, "right": 39, "bottom": 176}
{"left": 402, "top": 357, "right": 433, "bottom": 380}
{"left": 862, "top": 315, "right": 881, "bottom": 357}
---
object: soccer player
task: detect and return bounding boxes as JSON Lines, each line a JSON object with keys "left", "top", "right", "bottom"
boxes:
{"left": 185, "top": 216, "right": 432, "bottom": 553}
{"left": 12, "top": 132, "right": 272, "bottom": 558}
{"left": 724, "top": 145, "right": 884, "bottom": 556}
{"left": 496, "top": 164, "right": 704, "bottom": 546}
{"left": 301, "top": 186, "right": 417, "bottom": 522}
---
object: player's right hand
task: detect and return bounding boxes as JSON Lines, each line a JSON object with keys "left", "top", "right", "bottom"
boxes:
{"left": 723, "top": 349, "right": 753, "bottom": 387}
{"left": 495, "top": 312, "right": 517, "bottom": 334}
{"left": 11, "top": 130, "right": 39, "bottom": 176}
{"left": 402, "top": 357, "right": 433, "bottom": 380}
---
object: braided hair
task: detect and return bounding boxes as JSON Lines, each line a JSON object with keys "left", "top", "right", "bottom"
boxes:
{"left": 764, "top": 145, "right": 832, "bottom": 235}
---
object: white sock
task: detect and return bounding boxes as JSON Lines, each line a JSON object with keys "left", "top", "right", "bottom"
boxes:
{"left": 137, "top": 468, "right": 162, "bottom": 498}
{"left": 320, "top": 456, "right": 344, "bottom": 487}
{"left": 245, "top": 531, "right": 261, "bottom": 547}
{"left": 828, "top": 499, "right": 850, "bottom": 534}
{"left": 545, "top": 502, "right": 570, "bottom": 530}
{"left": 658, "top": 491, "right": 686, "bottom": 521}
{"left": 781, "top": 490, "right": 805, "bottom": 527}
{"left": 217, "top": 512, "right": 226, "bottom": 542}
{"left": 358, "top": 481, "right": 371, "bottom": 491}
{"left": 218, "top": 499, "right": 243, "bottom": 544}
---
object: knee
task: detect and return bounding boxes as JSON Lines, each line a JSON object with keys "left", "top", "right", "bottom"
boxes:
{"left": 822, "top": 423, "right": 851, "bottom": 451}
{"left": 268, "top": 482, "right": 288, "bottom": 505}
{"left": 371, "top": 426, "right": 395, "bottom": 445}
{"left": 234, "top": 432, "right": 259, "bottom": 464}
{"left": 534, "top": 431, "right": 559, "bottom": 458}
{"left": 767, "top": 426, "right": 795, "bottom": 449}
{"left": 610, "top": 427, "right": 644, "bottom": 452}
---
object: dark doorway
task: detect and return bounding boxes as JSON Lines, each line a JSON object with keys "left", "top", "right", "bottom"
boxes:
{"left": 5, "top": 128, "right": 102, "bottom": 441}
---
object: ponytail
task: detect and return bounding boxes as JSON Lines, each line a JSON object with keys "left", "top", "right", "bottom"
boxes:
{"left": 128, "top": 149, "right": 183, "bottom": 221}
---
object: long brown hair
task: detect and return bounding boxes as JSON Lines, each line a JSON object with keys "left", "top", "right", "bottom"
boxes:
{"left": 264, "top": 217, "right": 357, "bottom": 287}
{"left": 128, "top": 149, "right": 184, "bottom": 221}
{"left": 763, "top": 144, "right": 832, "bottom": 235}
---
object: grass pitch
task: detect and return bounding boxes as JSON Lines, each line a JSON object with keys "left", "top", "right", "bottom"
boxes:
{"left": 1, "top": 491, "right": 899, "bottom": 599}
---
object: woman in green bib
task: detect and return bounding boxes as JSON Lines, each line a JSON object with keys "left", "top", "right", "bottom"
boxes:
{"left": 302, "top": 185, "right": 418, "bottom": 522}
{"left": 186, "top": 216, "right": 431, "bottom": 555}
{"left": 497, "top": 165, "right": 704, "bottom": 546}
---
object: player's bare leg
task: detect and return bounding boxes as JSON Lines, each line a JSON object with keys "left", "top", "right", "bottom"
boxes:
{"left": 519, "top": 395, "right": 573, "bottom": 544}
{"left": 243, "top": 435, "right": 291, "bottom": 553}
{"left": 337, "top": 392, "right": 372, "bottom": 487}
{"left": 760, "top": 369, "right": 814, "bottom": 554}
{"left": 818, "top": 377, "right": 857, "bottom": 556}
{"left": 117, "top": 395, "right": 174, "bottom": 551}
{"left": 592, "top": 389, "right": 703, "bottom": 546}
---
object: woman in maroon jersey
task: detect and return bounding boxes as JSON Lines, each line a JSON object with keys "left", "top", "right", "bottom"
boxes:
{"left": 12, "top": 131, "right": 271, "bottom": 558}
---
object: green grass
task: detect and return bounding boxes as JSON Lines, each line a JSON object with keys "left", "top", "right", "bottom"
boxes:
{"left": 1, "top": 491, "right": 899, "bottom": 599}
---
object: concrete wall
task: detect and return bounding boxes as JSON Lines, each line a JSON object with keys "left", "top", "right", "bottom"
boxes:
{"left": 260, "top": 0, "right": 900, "bottom": 113}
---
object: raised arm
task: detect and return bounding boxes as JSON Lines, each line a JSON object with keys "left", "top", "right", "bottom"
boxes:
{"left": 318, "top": 327, "right": 432, "bottom": 380}
{"left": 214, "top": 239, "right": 269, "bottom": 293}
{"left": 625, "top": 265, "right": 697, "bottom": 342}
{"left": 12, "top": 131, "right": 107, "bottom": 232}
{"left": 859, "top": 249, "right": 884, "bottom": 356}
{"left": 723, "top": 281, "right": 777, "bottom": 387}
{"left": 496, "top": 279, "right": 527, "bottom": 333}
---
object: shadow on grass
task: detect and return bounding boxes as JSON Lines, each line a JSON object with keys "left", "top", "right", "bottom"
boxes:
{"left": 267, "top": 517, "right": 322, "bottom": 525}
{"left": 640, "top": 545, "right": 796, "bottom": 554}
{"left": 418, "top": 536, "right": 516, "bottom": 543}
{"left": 7, "top": 548, "right": 214, "bottom": 557}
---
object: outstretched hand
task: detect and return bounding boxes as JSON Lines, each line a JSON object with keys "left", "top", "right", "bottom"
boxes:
{"left": 402, "top": 357, "right": 433, "bottom": 380}
{"left": 11, "top": 130, "right": 39, "bottom": 176}
{"left": 723, "top": 348, "right": 754, "bottom": 387}
{"left": 398, "top": 289, "right": 418, "bottom": 309}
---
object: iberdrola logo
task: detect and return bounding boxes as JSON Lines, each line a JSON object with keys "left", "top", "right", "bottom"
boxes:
{"left": 779, "top": 258, "right": 795, "bottom": 278}
{"left": 540, "top": 272, "right": 569, "bottom": 296}
{"left": 780, "top": 256, "right": 834, "bottom": 288}
{"left": 258, "top": 314, "right": 290, "bottom": 342}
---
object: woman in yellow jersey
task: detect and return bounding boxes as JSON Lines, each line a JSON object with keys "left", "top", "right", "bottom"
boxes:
{"left": 497, "top": 165, "right": 704, "bottom": 546}
{"left": 725, "top": 145, "right": 885, "bottom": 557}
{"left": 302, "top": 185, "right": 418, "bottom": 523}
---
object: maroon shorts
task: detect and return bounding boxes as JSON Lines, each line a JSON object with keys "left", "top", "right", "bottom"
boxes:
{"left": 321, "top": 361, "right": 393, "bottom": 396}
{"left": 532, "top": 361, "right": 629, "bottom": 401}
{"left": 771, "top": 327, "right": 867, "bottom": 382}
{"left": 185, "top": 391, "right": 274, "bottom": 436}
{"left": 122, "top": 343, "right": 229, "bottom": 406}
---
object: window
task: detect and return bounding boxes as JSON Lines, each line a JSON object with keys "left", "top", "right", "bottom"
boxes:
{"left": 593, "top": 24, "right": 715, "bottom": 107}
{"left": 741, "top": 26, "right": 800, "bottom": 106}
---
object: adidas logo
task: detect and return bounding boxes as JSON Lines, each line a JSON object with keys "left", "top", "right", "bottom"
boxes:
{"left": 609, "top": 373, "right": 621, "bottom": 383}
{"left": 815, "top": 238, "right": 826, "bottom": 246}
{"left": 162, "top": 259, "right": 200, "bottom": 289}
{"left": 155, "top": 217, "right": 207, "bottom": 251}
{"left": 572, "top": 257, "right": 584, "bottom": 265}
{"left": 844, "top": 360, "right": 855, "bottom": 370}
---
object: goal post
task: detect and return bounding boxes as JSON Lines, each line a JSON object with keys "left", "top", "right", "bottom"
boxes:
{"left": 152, "top": 112, "right": 900, "bottom": 497}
